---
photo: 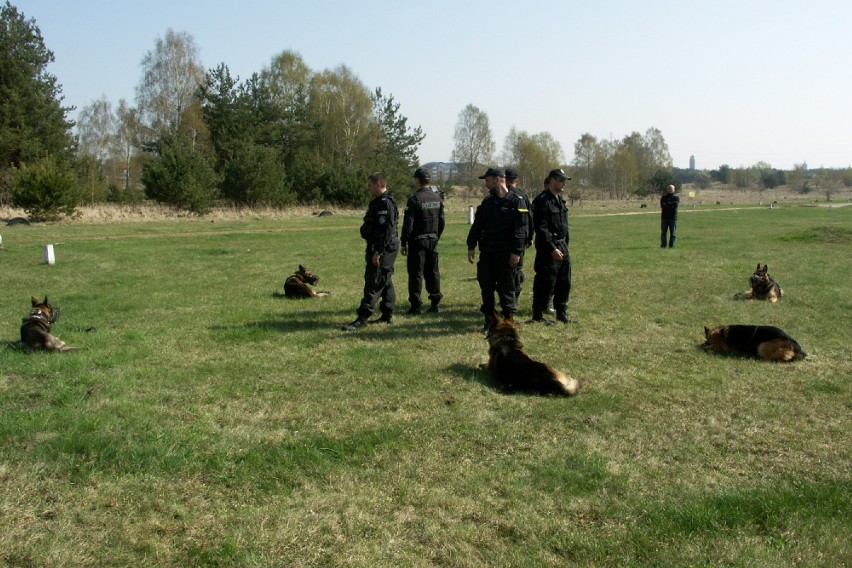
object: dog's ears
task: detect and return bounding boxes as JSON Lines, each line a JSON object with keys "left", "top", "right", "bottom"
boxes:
{"left": 298, "top": 264, "right": 305, "bottom": 272}
{"left": 704, "top": 326, "right": 710, "bottom": 337}
{"left": 755, "top": 263, "right": 761, "bottom": 270}
{"left": 43, "top": 296, "right": 48, "bottom": 305}
{"left": 492, "top": 310, "right": 502, "bottom": 324}
{"left": 32, "top": 296, "right": 39, "bottom": 307}
{"left": 762, "top": 264, "right": 768, "bottom": 271}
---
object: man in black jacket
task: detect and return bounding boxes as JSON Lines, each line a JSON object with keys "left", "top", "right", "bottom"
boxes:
{"left": 660, "top": 184, "right": 679, "bottom": 248}
{"left": 342, "top": 172, "right": 400, "bottom": 331}
{"left": 401, "top": 168, "right": 445, "bottom": 314}
{"left": 531, "top": 168, "right": 576, "bottom": 324}
{"left": 466, "top": 167, "right": 527, "bottom": 333}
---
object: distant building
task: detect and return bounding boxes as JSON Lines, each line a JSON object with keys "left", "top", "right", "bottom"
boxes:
{"left": 689, "top": 155, "right": 696, "bottom": 170}
{"left": 422, "top": 162, "right": 459, "bottom": 180}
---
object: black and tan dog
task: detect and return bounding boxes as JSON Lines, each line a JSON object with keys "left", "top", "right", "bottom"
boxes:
{"left": 702, "top": 325, "right": 806, "bottom": 362}
{"left": 483, "top": 314, "right": 579, "bottom": 395}
{"left": 735, "top": 263, "right": 783, "bottom": 302}
{"left": 20, "top": 296, "right": 74, "bottom": 352}
{"left": 284, "top": 265, "right": 330, "bottom": 298}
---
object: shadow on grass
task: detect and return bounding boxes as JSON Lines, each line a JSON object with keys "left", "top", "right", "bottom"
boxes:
{"left": 211, "top": 304, "right": 488, "bottom": 340}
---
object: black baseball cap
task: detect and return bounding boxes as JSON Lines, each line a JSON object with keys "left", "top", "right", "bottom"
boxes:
{"left": 478, "top": 167, "right": 504, "bottom": 179}
{"left": 504, "top": 168, "right": 519, "bottom": 180}
{"left": 413, "top": 167, "right": 430, "bottom": 180}
{"left": 548, "top": 168, "right": 571, "bottom": 181}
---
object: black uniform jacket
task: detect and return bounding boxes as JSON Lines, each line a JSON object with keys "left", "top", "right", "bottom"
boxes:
{"left": 660, "top": 192, "right": 680, "bottom": 219}
{"left": 509, "top": 185, "right": 534, "bottom": 244}
{"left": 532, "top": 189, "right": 569, "bottom": 252}
{"left": 466, "top": 192, "right": 527, "bottom": 255}
{"left": 401, "top": 187, "right": 445, "bottom": 241}
{"left": 360, "top": 191, "right": 399, "bottom": 254}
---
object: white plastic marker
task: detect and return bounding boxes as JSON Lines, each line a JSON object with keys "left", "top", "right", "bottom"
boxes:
{"left": 44, "top": 244, "right": 55, "bottom": 265}
{"left": 468, "top": 206, "right": 474, "bottom": 224}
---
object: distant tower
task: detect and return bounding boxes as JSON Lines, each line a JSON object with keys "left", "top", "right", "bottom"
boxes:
{"left": 689, "top": 155, "right": 696, "bottom": 170}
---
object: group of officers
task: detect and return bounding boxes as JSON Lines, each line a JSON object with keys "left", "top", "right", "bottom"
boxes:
{"left": 341, "top": 166, "right": 575, "bottom": 333}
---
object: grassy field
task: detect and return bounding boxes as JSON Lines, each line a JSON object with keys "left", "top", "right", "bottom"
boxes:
{"left": 1, "top": 202, "right": 849, "bottom": 567}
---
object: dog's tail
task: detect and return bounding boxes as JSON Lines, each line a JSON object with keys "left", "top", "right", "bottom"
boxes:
{"left": 552, "top": 369, "right": 580, "bottom": 396}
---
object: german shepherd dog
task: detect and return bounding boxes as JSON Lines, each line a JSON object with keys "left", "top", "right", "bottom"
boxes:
{"left": 284, "top": 265, "right": 330, "bottom": 298}
{"left": 702, "top": 325, "right": 806, "bottom": 362}
{"left": 735, "top": 264, "right": 783, "bottom": 302}
{"left": 20, "top": 296, "right": 74, "bottom": 351}
{"left": 484, "top": 314, "right": 580, "bottom": 395}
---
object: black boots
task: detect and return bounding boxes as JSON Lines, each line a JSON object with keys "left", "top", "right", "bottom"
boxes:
{"left": 341, "top": 317, "right": 368, "bottom": 331}
{"left": 555, "top": 312, "right": 578, "bottom": 323}
{"left": 370, "top": 313, "right": 394, "bottom": 325}
{"left": 480, "top": 314, "right": 495, "bottom": 334}
{"left": 531, "top": 310, "right": 554, "bottom": 324}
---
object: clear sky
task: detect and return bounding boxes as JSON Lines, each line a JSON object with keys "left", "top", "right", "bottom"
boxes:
{"left": 14, "top": 0, "right": 852, "bottom": 170}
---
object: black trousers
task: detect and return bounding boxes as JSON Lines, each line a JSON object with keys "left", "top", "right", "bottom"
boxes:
{"left": 513, "top": 249, "right": 526, "bottom": 304}
{"left": 406, "top": 237, "right": 442, "bottom": 307}
{"left": 477, "top": 251, "right": 517, "bottom": 317}
{"left": 357, "top": 249, "right": 398, "bottom": 318}
{"left": 532, "top": 244, "right": 571, "bottom": 315}
{"left": 661, "top": 217, "right": 677, "bottom": 247}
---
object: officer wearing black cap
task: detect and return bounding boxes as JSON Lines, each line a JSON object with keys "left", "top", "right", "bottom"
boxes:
{"left": 531, "top": 168, "right": 576, "bottom": 323}
{"left": 342, "top": 172, "right": 400, "bottom": 331}
{"left": 504, "top": 168, "right": 534, "bottom": 308}
{"left": 466, "top": 167, "right": 527, "bottom": 332}
{"left": 401, "top": 167, "right": 445, "bottom": 314}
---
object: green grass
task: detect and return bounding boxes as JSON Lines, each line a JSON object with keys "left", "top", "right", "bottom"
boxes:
{"left": 1, "top": 204, "right": 850, "bottom": 566}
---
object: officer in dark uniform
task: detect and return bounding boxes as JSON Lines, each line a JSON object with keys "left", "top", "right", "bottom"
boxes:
{"left": 660, "top": 184, "right": 679, "bottom": 248}
{"left": 466, "top": 167, "right": 527, "bottom": 333}
{"left": 505, "top": 168, "right": 534, "bottom": 309}
{"left": 531, "top": 168, "right": 576, "bottom": 324}
{"left": 341, "top": 172, "right": 400, "bottom": 331}
{"left": 401, "top": 167, "right": 445, "bottom": 314}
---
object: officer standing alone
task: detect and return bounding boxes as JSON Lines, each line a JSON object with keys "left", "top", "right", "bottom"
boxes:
{"left": 660, "top": 184, "right": 679, "bottom": 248}
{"left": 401, "top": 167, "right": 445, "bottom": 314}
{"left": 466, "top": 167, "right": 527, "bottom": 333}
{"left": 341, "top": 172, "right": 400, "bottom": 331}
{"left": 531, "top": 168, "right": 576, "bottom": 324}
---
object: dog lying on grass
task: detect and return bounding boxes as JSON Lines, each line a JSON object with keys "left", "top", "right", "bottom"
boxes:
{"left": 284, "top": 265, "right": 330, "bottom": 298}
{"left": 20, "top": 296, "right": 75, "bottom": 352}
{"left": 735, "top": 263, "right": 783, "bottom": 302}
{"left": 483, "top": 314, "right": 579, "bottom": 396}
{"left": 702, "top": 325, "right": 806, "bottom": 362}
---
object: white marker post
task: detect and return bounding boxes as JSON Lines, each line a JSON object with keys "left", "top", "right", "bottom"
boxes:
{"left": 44, "top": 244, "right": 56, "bottom": 265}
{"left": 468, "top": 206, "right": 474, "bottom": 224}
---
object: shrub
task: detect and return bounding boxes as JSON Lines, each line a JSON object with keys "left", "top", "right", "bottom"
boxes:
{"left": 141, "top": 135, "right": 220, "bottom": 214}
{"left": 220, "top": 140, "right": 294, "bottom": 206}
{"left": 11, "top": 156, "right": 82, "bottom": 221}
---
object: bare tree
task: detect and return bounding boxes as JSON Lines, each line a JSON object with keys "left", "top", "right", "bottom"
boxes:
{"left": 309, "top": 65, "right": 372, "bottom": 167}
{"left": 135, "top": 29, "right": 204, "bottom": 140}
{"left": 451, "top": 104, "right": 494, "bottom": 192}
{"left": 113, "top": 99, "right": 142, "bottom": 193}
{"left": 76, "top": 95, "right": 115, "bottom": 163}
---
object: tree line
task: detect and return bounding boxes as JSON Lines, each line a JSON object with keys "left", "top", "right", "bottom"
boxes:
{"left": 1, "top": 3, "right": 424, "bottom": 218}
{"left": 2, "top": 2, "right": 849, "bottom": 220}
